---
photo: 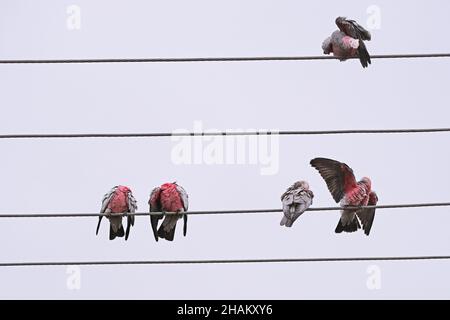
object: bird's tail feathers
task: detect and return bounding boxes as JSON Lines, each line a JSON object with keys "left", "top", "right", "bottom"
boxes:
{"left": 109, "top": 224, "right": 125, "bottom": 240}
{"left": 158, "top": 223, "right": 176, "bottom": 241}
{"left": 280, "top": 204, "right": 295, "bottom": 227}
{"left": 335, "top": 216, "right": 361, "bottom": 234}
{"left": 284, "top": 218, "right": 294, "bottom": 228}
{"left": 158, "top": 215, "right": 179, "bottom": 241}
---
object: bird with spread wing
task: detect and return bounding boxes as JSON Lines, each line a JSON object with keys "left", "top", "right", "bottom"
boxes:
{"left": 310, "top": 158, "right": 378, "bottom": 235}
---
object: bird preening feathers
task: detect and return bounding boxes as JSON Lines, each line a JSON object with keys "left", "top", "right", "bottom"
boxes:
{"left": 149, "top": 182, "right": 189, "bottom": 242}
{"left": 95, "top": 183, "right": 189, "bottom": 242}
{"left": 90, "top": 16, "right": 379, "bottom": 243}
{"left": 310, "top": 158, "right": 378, "bottom": 235}
{"left": 95, "top": 159, "right": 378, "bottom": 241}
{"left": 96, "top": 185, "right": 137, "bottom": 241}
{"left": 280, "top": 181, "right": 314, "bottom": 227}
{"left": 322, "top": 17, "right": 372, "bottom": 68}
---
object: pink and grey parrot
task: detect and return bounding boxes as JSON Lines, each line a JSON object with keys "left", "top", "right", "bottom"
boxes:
{"left": 310, "top": 158, "right": 378, "bottom": 235}
{"left": 96, "top": 185, "right": 137, "bottom": 240}
{"left": 322, "top": 17, "right": 372, "bottom": 68}
{"left": 149, "top": 182, "right": 188, "bottom": 242}
{"left": 280, "top": 181, "right": 314, "bottom": 227}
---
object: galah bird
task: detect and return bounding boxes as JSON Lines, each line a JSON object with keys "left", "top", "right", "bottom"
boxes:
{"left": 322, "top": 16, "right": 372, "bottom": 68}
{"left": 280, "top": 181, "right": 314, "bottom": 227}
{"left": 149, "top": 182, "right": 188, "bottom": 242}
{"left": 96, "top": 185, "right": 137, "bottom": 240}
{"left": 310, "top": 158, "right": 378, "bottom": 235}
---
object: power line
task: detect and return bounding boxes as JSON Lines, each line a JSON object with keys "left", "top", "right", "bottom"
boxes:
{"left": 0, "top": 53, "right": 449, "bottom": 64}
{"left": 2, "top": 255, "right": 450, "bottom": 267}
{"left": 0, "top": 202, "right": 448, "bottom": 218}
{"left": 1, "top": 128, "right": 450, "bottom": 139}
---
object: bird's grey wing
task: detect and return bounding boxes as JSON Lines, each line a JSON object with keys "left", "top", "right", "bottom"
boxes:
{"left": 336, "top": 17, "right": 371, "bottom": 40}
{"left": 127, "top": 191, "right": 137, "bottom": 214}
{"left": 280, "top": 189, "right": 294, "bottom": 226}
{"left": 97, "top": 187, "right": 117, "bottom": 235}
{"left": 149, "top": 187, "right": 162, "bottom": 212}
{"left": 281, "top": 183, "right": 298, "bottom": 201}
{"left": 310, "top": 158, "right": 357, "bottom": 203}
{"left": 125, "top": 191, "right": 137, "bottom": 240}
{"left": 356, "top": 191, "right": 378, "bottom": 236}
{"left": 100, "top": 187, "right": 118, "bottom": 213}
{"left": 346, "top": 19, "right": 371, "bottom": 40}
{"left": 357, "top": 40, "right": 371, "bottom": 68}
{"left": 175, "top": 184, "right": 189, "bottom": 237}
{"left": 281, "top": 187, "right": 294, "bottom": 203}
{"left": 175, "top": 184, "right": 189, "bottom": 211}
{"left": 336, "top": 17, "right": 354, "bottom": 36}
{"left": 289, "top": 190, "right": 314, "bottom": 225}
{"left": 281, "top": 186, "right": 313, "bottom": 226}
{"left": 149, "top": 187, "right": 162, "bottom": 242}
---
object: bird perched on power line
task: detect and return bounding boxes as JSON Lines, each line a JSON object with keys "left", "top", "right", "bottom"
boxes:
{"left": 96, "top": 185, "right": 137, "bottom": 240}
{"left": 280, "top": 181, "right": 314, "bottom": 227}
{"left": 149, "top": 182, "right": 188, "bottom": 242}
{"left": 310, "top": 158, "right": 378, "bottom": 235}
{"left": 322, "top": 16, "right": 372, "bottom": 68}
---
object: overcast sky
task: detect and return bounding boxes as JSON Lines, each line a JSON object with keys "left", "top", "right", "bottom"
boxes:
{"left": 0, "top": 0, "right": 449, "bottom": 299}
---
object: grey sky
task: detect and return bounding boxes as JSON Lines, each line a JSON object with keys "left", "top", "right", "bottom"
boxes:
{"left": 0, "top": 0, "right": 449, "bottom": 299}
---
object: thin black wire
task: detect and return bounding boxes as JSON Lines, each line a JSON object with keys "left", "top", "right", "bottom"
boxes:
{"left": 0, "top": 202, "right": 448, "bottom": 218}
{"left": 1, "top": 128, "right": 450, "bottom": 139}
{"left": 2, "top": 255, "right": 450, "bottom": 267}
{"left": 0, "top": 53, "right": 449, "bottom": 64}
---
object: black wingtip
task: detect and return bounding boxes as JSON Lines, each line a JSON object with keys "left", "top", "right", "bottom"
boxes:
{"left": 125, "top": 226, "right": 131, "bottom": 241}
{"left": 96, "top": 216, "right": 102, "bottom": 235}
{"left": 310, "top": 157, "right": 324, "bottom": 167}
{"left": 310, "top": 157, "right": 337, "bottom": 166}
{"left": 362, "top": 217, "right": 375, "bottom": 236}
{"left": 183, "top": 214, "right": 188, "bottom": 237}
{"left": 150, "top": 215, "right": 160, "bottom": 242}
{"left": 125, "top": 216, "right": 134, "bottom": 241}
{"left": 358, "top": 42, "right": 371, "bottom": 69}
